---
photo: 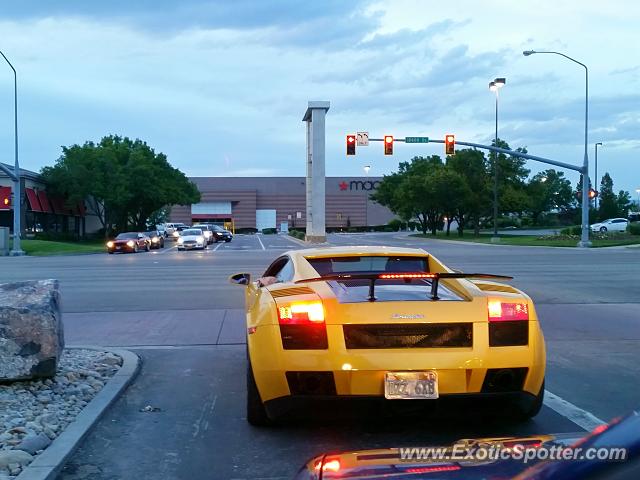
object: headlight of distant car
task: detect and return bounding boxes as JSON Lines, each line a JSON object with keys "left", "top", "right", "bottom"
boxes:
{"left": 126, "top": 240, "right": 135, "bottom": 247}
{"left": 106, "top": 241, "right": 114, "bottom": 248}
{"left": 197, "top": 237, "right": 204, "bottom": 244}
{"left": 151, "top": 236, "right": 159, "bottom": 243}
{"left": 173, "top": 231, "right": 180, "bottom": 237}
{"left": 178, "top": 237, "right": 184, "bottom": 244}
{"left": 203, "top": 231, "right": 212, "bottom": 238}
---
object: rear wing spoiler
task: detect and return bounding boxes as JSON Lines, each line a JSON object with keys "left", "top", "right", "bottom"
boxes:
{"left": 295, "top": 272, "right": 513, "bottom": 302}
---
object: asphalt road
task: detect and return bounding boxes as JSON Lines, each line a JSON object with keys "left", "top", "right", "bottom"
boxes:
{"left": 1, "top": 233, "right": 638, "bottom": 479}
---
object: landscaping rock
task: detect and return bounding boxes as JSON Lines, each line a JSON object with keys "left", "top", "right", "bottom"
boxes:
{"left": 0, "top": 449, "right": 33, "bottom": 469}
{"left": 15, "top": 432, "right": 51, "bottom": 455}
{"left": 0, "top": 280, "right": 64, "bottom": 381}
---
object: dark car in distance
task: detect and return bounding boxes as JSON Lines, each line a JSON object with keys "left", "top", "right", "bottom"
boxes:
{"left": 106, "top": 232, "right": 150, "bottom": 254}
{"left": 211, "top": 224, "right": 233, "bottom": 242}
{"left": 144, "top": 230, "right": 165, "bottom": 249}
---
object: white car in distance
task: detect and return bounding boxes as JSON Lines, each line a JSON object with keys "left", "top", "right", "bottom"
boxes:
{"left": 177, "top": 228, "right": 207, "bottom": 251}
{"left": 590, "top": 218, "right": 629, "bottom": 233}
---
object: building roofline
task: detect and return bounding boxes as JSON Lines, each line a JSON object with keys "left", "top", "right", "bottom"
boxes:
{"left": 0, "top": 162, "right": 42, "bottom": 181}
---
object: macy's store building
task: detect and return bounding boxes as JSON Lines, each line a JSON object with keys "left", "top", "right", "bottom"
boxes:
{"left": 169, "top": 177, "right": 395, "bottom": 231}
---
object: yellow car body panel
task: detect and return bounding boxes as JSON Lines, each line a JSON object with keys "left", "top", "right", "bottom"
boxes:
{"left": 240, "top": 246, "right": 546, "bottom": 415}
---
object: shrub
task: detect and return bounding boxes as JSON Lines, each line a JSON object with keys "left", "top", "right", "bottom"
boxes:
{"left": 262, "top": 228, "right": 277, "bottom": 235}
{"left": 289, "top": 230, "right": 305, "bottom": 240}
{"left": 628, "top": 222, "right": 640, "bottom": 235}
{"left": 387, "top": 219, "right": 406, "bottom": 231}
{"left": 560, "top": 225, "right": 582, "bottom": 236}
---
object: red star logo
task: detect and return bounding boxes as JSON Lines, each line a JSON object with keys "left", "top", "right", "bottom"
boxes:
{"left": 339, "top": 181, "right": 348, "bottom": 191}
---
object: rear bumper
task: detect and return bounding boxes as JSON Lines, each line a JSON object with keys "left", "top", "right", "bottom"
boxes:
{"left": 264, "top": 391, "right": 539, "bottom": 420}
{"left": 248, "top": 323, "right": 546, "bottom": 403}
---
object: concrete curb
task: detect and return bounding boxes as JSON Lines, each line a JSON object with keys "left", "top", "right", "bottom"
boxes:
{"left": 15, "top": 346, "right": 141, "bottom": 480}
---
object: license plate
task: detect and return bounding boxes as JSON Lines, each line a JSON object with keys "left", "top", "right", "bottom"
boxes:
{"left": 384, "top": 371, "right": 438, "bottom": 399}
{"left": 115, "top": 247, "right": 121, "bottom": 250}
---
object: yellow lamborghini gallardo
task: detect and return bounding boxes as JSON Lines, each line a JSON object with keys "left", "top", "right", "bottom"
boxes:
{"left": 229, "top": 246, "right": 546, "bottom": 425}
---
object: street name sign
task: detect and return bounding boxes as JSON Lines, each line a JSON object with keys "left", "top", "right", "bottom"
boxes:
{"left": 405, "top": 137, "right": 429, "bottom": 143}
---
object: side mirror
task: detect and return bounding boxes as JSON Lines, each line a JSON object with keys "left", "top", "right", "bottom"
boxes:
{"left": 229, "top": 272, "right": 251, "bottom": 286}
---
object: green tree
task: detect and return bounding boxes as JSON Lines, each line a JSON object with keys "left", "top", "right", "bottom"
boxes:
{"left": 446, "top": 149, "right": 490, "bottom": 236}
{"left": 371, "top": 156, "right": 444, "bottom": 235}
{"left": 616, "top": 190, "right": 632, "bottom": 218}
{"left": 41, "top": 135, "right": 200, "bottom": 236}
{"left": 526, "top": 169, "right": 573, "bottom": 225}
{"left": 598, "top": 173, "right": 618, "bottom": 220}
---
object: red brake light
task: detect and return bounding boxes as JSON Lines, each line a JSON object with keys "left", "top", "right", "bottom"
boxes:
{"left": 488, "top": 300, "right": 529, "bottom": 321}
{"left": 404, "top": 465, "right": 461, "bottom": 474}
{"left": 278, "top": 301, "right": 325, "bottom": 325}
{"left": 323, "top": 459, "right": 340, "bottom": 472}
{"left": 378, "top": 273, "right": 435, "bottom": 279}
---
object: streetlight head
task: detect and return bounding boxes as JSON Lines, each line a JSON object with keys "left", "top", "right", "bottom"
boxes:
{"left": 494, "top": 77, "right": 506, "bottom": 87}
{"left": 489, "top": 81, "right": 497, "bottom": 92}
{"left": 523, "top": 50, "right": 536, "bottom": 56}
{"left": 363, "top": 165, "right": 371, "bottom": 174}
{"left": 596, "top": 142, "right": 603, "bottom": 146}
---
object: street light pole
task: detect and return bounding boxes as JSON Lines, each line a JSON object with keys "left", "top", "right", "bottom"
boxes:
{"left": 489, "top": 77, "right": 505, "bottom": 241}
{"left": 523, "top": 50, "right": 591, "bottom": 247}
{"left": 594, "top": 142, "right": 602, "bottom": 210}
{"left": 0, "top": 50, "right": 24, "bottom": 255}
{"left": 636, "top": 189, "right": 640, "bottom": 210}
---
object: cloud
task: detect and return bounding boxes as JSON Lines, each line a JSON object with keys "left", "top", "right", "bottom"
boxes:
{"left": 0, "top": 0, "right": 638, "bottom": 194}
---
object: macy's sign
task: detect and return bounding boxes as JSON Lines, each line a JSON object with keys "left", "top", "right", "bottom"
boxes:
{"left": 339, "top": 180, "right": 381, "bottom": 191}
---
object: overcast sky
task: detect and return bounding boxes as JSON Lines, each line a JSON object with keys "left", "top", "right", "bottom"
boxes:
{"left": 0, "top": 0, "right": 638, "bottom": 194}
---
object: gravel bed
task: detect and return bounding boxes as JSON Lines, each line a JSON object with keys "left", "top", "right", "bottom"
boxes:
{"left": 0, "top": 349, "right": 122, "bottom": 479}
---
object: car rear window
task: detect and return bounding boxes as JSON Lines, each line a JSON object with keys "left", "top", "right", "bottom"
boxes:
{"left": 307, "top": 256, "right": 428, "bottom": 275}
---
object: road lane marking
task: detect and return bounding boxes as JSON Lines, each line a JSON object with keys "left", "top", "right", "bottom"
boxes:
{"left": 213, "top": 243, "right": 223, "bottom": 251}
{"left": 158, "top": 245, "right": 177, "bottom": 254}
{"left": 256, "top": 235, "right": 266, "bottom": 250}
{"left": 544, "top": 390, "right": 605, "bottom": 431}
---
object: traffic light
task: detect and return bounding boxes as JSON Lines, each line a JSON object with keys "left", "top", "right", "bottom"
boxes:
{"left": 0, "top": 187, "right": 11, "bottom": 209}
{"left": 346, "top": 135, "right": 356, "bottom": 155}
{"left": 445, "top": 134, "right": 455, "bottom": 155}
{"left": 384, "top": 135, "right": 393, "bottom": 155}
{"left": 575, "top": 189, "right": 598, "bottom": 201}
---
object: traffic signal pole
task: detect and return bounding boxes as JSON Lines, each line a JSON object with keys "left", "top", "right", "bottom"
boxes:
{"left": 362, "top": 135, "right": 591, "bottom": 247}
{"left": 0, "top": 50, "right": 24, "bottom": 255}
{"left": 429, "top": 138, "right": 591, "bottom": 247}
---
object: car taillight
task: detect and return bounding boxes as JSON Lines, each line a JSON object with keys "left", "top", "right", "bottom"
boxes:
{"left": 278, "top": 301, "right": 327, "bottom": 349}
{"left": 488, "top": 300, "right": 529, "bottom": 321}
{"left": 278, "top": 301, "right": 325, "bottom": 325}
{"left": 488, "top": 300, "right": 529, "bottom": 347}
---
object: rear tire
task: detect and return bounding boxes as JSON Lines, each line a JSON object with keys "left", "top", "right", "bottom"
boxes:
{"left": 247, "top": 358, "right": 271, "bottom": 426}
{"left": 514, "top": 379, "right": 544, "bottom": 421}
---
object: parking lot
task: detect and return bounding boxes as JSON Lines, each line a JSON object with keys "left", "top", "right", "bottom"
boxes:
{"left": 0, "top": 232, "right": 638, "bottom": 479}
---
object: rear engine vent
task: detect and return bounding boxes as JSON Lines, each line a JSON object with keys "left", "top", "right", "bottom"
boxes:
{"left": 344, "top": 323, "right": 472, "bottom": 349}
{"left": 474, "top": 282, "right": 519, "bottom": 294}
{"left": 489, "top": 321, "right": 529, "bottom": 347}
{"left": 286, "top": 371, "right": 336, "bottom": 395}
{"left": 270, "top": 286, "right": 315, "bottom": 298}
{"left": 482, "top": 368, "right": 528, "bottom": 393}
